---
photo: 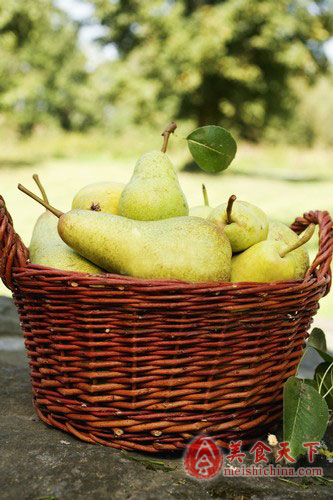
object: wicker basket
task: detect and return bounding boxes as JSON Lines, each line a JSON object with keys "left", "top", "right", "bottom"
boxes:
{"left": 1, "top": 194, "right": 332, "bottom": 453}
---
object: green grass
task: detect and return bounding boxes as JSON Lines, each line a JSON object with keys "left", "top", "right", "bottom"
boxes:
{"left": 0, "top": 129, "right": 332, "bottom": 317}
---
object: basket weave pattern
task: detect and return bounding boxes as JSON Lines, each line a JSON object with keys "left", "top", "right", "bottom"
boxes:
{"left": 1, "top": 194, "right": 332, "bottom": 453}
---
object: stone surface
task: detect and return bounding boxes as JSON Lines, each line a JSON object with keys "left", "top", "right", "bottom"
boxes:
{"left": 0, "top": 296, "right": 21, "bottom": 337}
{"left": 1, "top": 337, "right": 333, "bottom": 499}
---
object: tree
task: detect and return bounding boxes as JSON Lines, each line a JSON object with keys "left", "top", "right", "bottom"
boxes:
{"left": 91, "top": 0, "right": 333, "bottom": 140}
{"left": 0, "top": 1, "right": 99, "bottom": 134}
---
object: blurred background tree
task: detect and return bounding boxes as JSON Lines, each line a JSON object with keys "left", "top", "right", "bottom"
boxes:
{"left": 92, "top": 0, "right": 333, "bottom": 141}
{"left": 0, "top": 0, "right": 101, "bottom": 135}
{"left": 0, "top": 0, "right": 332, "bottom": 144}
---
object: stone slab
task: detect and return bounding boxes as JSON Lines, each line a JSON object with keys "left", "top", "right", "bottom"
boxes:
{"left": 0, "top": 296, "right": 21, "bottom": 337}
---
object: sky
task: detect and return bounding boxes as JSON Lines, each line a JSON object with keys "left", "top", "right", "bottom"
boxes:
{"left": 55, "top": 0, "right": 333, "bottom": 66}
{"left": 55, "top": 0, "right": 118, "bottom": 69}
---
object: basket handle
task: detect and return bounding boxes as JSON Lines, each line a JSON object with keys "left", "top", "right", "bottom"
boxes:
{"left": 291, "top": 210, "right": 333, "bottom": 294}
{"left": 0, "top": 195, "right": 29, "bottom": 291}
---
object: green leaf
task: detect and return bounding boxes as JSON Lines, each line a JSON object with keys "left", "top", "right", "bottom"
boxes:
{"left": 283, "top": 376, "right": 329, "bottom": 461}
{"left": 186, "top": 126, "right": 237, "bottom": 173}
{"left": 314, "top": 362, "right": 333, "bottom": 409}
{"left": 296, "top": 345, "right": 333, "bottom": 378}
{"left": 296, "top": 328, "right": 327, "bottom": 376}
{"left": 303, "top": 378, "right": 317, "bottom": 389}
{"left": 312, "top": 346, "right": 333, "bottom": 364}
{"left": 307, "top": 328, "right": 327, "bottom": 352}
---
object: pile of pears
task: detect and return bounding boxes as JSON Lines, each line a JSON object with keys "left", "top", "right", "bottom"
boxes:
{"left": 19, "top": 131, "right": 314, "bottom": 284}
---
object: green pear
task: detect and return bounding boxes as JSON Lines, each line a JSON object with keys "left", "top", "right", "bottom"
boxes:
{"left": 19, "top": 183, "right": 232, "bottom": 282}
{"left": 119, "top": 150, "right": 189, "bottom": 220}
{"left": 231, "top": 224, "right": 315, "bottom": 282}
{"left": 268, "top": 220, "right": 310, "bottom": 279}
{"left": 209, "top": 195, "right": 268, "bottom": 252}
{"left": 59, "top": 213, "right": 231, "bottom": 282}
{"left": 189, "top": 184, "right": 213, "bottom": 219}
{"left": 28, "top": 176, "right": 104, "bottom": 274}
{"left": 72, "top": 181, "right": 125, "bottom": 214}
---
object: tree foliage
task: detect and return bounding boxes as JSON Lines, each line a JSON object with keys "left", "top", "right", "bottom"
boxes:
{"left": 92, "top": 0, "right": 333, "bottom": 140}
{"left": 0, "top": 1, "right": 332, "bottom": 141}
{"left": 0, "top": 0, "right": 99, "bottom": 134}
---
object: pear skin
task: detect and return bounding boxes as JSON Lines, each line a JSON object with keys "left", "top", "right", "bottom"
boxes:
{"left": 209, "top": 199, "right": 268, "bottom": 252}
{"left": 119, "top": 151, "right": 189, "bottom": 220}
{"left": 231, "top": 240, "right": 296, "bottom": 282}
{"left": 58, "top": 211, "right": 232, "bottom": 282}
{"left": 268, "top": 221, "right": 310, "bottom": 279}
{"left": 30, "top": 210, "right": 105, "bottom": 274}
{"left": 189, "top": 205, "right": 213, "bottom": 218}
{"left": 29, "top": 175, "right": 104, "bottom": 274}
{"left": 72, "top": 182, "right": 125, "bottom": 214}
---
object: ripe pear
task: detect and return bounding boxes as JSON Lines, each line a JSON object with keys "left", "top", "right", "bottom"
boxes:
{"left": 119, "top": 150, "right": 188, "bottom": 221}
{"left": 28, "top": 176, "right": 104, "bottom": 274}
{"left": 268, "top": 220, "right": 310, "bottom": 279}
{"left": 72, "top": 181, "right": 125, "bottom": 214}
{"left": 209, "top": 195, "right": 268, "bottom": 252}
{"left": 231, "top": 224, "right": 315, "bottom": 282}
{"left": 189, "top": 184, "right": 213, "bottom": 219}
{"left": 60, "top": 214, "right": 231, "bottom": 282}
{"left": 18, "top": 184, "right": 232, "bottom": 282}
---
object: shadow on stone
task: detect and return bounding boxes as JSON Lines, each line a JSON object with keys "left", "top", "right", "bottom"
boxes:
{"left": 0, "top": 296, "right": 21, "bottom": 336}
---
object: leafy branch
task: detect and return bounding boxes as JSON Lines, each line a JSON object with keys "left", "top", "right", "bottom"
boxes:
{"left": 162, "top": 123, "right": 237, "bottom": 173}
{"left": 284, "top": 328, "right": 332, "bottom": 461}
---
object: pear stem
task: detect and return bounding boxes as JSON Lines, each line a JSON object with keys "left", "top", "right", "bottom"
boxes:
{"left": 202, "top": 184, "right": 209, "bottom": 207}
{"left": 18, "top": 184, "right": 63, "bottom": 218}
{"left": 161, "top": 122, "right": 177, "bottom": 153}
{"left": 226, "top": 195, "right": 237, "bottom": 224}
{"left": 279, "top": 223, "right": 315, "bottom": 258}
{"left": 32, "top": 174, "right": 49, "bottom": 204}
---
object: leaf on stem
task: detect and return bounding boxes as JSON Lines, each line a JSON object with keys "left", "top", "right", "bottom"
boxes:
{"left": 313, "top": 362, "right": 333, "bottom": 409}
{"left": 307, "top": 328, "right": 327, "bottom": 352}
{"left": 283, "top": 376, "right": 329, "bottom": 461}
{"left": 296, "top": 328, "right": 331, "bottom": 376}
{"left": 186, "top": 125, "right": 237, "bottom": 173}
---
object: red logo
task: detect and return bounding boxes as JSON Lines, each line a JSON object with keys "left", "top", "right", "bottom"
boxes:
{"left": 184, "top": 435, "right": 223, "bottom": 479}
{"left": 303, "top": 442, "right": 320, "bottom": 463}
{"left": 276, "top": 442, "right": 296, "bottom": 463}
{"left": 226, "top": 440, "right": 246, "bottom": 463}
{"left": 249, "top": 441, "right": 272, "bottom": 463}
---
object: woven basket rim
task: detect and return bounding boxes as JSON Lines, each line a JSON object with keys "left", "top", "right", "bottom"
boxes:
{"left": 1, "top": 193, "right": 332, "bottom": 294}
{"left": 12, "top": 261, "right": 322, "bottom": 289}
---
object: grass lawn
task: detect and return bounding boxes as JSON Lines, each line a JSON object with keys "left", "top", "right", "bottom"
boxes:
{"left": 0, "top": 131, "right": 332, "bottom": 319}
